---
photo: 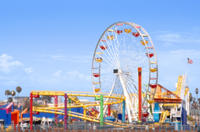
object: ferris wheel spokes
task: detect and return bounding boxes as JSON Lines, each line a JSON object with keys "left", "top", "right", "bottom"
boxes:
{"left": 97, "top": 76, "right": 118, "bottom": 119}
{"left": 117, "top": 68, "right": 134, "bottom": 122}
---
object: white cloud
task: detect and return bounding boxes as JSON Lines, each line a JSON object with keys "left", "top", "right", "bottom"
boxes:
{"left": 170, "top": 49, "right": 200, "bottom": 57}
{"left": 0, "top": 54, "right": 23, "bottom": 73}
{"left": 24, "top": 67, "right": 33, "bottom": 74}
{"left": 157, "top": 33, "right": 181, "bottom": 43}
{"left": 53, "top": 70, "right": 63, "bottom": 77}
{"left": 66, "top": 70, "right": 90, "bottom": 81}
{"left": 50, "top": 54, "right": 91, "bottom": 63}
{"left": 52, "top": 70, "right": 90, "bottom": 81}
{"left": 51, "top": 55, "right": 66, "bottom": 61}
{"left": 156, "top": 32, "right": 200, "bottom": 45}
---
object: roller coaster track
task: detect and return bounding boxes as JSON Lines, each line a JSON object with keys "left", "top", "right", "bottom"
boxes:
{"left": 159, "top": 110, "right": 169, "bottom": 123}
{"left": 33, "top": 108, "right": 129, "bottom": 128}
{"left": 31, "top": 91, "right": 128, "bottom": 127}
{"left": 68, "top": 96, "right": 80, "bottom": 104}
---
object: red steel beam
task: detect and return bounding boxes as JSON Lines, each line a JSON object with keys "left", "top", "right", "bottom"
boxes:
{"left": 54, "top": 95, "right": 58, "bottom": 124}
{"left": 138, "top": 67, "right": 142, "bottom": 121}
{"left": 157, "top": 84, "right": 181, "bottom": 99}
{"left": 30, "top": 93, "right": 33, "bottom": 130}
{"left": 154, "top": 98, "right": 182, "bottom": 103}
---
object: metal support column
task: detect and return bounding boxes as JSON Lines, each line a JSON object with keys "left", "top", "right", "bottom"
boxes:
{"left": 138, "top": 67, "right": 142, "bottom": 121}
{"left": 100, "top": 95, "right": 104, "bottom": 126}
{"left": 108, "top": 104, "right": 111, "bottom": 116}
{"left": 68, "top": 98, "right": 71, "bottom": 122}
{"left": 122, "top": 100, "right": 126, "bottom": 123}
{"left": 64, "top": 93, "right": 68, "bottom": 130}
{"left": 83, "top": 107, "right": 87, "bottom": 122}
{"left": 54, "top": 95, "right": 58, "bottom": 125}
{"left": 30, "top": 92, "right": 33, "bottom": 130}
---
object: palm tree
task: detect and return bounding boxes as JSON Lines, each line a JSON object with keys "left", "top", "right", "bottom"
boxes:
{"left": 195, "top": 88, "right": 199, "bottom": 123}
{"left": 5, "top": 90, "right": 11, "bottom": 103}
{"left": 196, "top": 88, "right": 199, "bottom": 101}
{"left": 198, "top": 98, "right": 200, "bottom": 105}
{"left": 16, "top": 86, "right": 22, "bottom": 94}
{"left": 15, "top": 86, "right": 22, "bottom": 106}
{"left": 189, "top": 93, "right": 193, "bottom": 102}
{"left": 8, "top": 97, "right": 13, "bottom": 103}
{"left": 5, "top": 90, "right": 11, "bottom": 96}
{"left": 11, "top": 90, "right": 16, "bottom": 96}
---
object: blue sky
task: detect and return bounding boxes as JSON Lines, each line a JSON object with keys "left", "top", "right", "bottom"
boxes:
{"left": 0, "top": 0, "right": 200, "bottom": 100}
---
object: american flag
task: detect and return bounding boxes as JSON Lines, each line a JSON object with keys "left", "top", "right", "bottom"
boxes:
{"left": 187, "top": 58, "right": 193, "bottom": 64}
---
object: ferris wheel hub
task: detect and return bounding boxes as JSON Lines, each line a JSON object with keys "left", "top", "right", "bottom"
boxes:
{"left": 113, "top": 69, "right": 118, "bottom": 74}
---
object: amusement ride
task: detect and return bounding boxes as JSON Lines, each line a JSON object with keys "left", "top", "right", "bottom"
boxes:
{"left": 28, "top": 21, "right": 159, "bottom": 129}
{"left": 11, "top": 21, "right": 188, "bottom": 130}
{"left": 91, "top": 21, "right": 158, "bottom": 122}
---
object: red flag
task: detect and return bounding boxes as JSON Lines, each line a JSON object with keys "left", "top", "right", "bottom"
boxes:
{"left": 187, "top": 58, "right": 193, "bottom": 64}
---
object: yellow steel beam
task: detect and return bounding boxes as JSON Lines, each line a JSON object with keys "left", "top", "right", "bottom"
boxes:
{"left": 68, "top": 96, "right": 80, "bottom": 104}
{"left": 163, "top": 104, "right": 179, "bottom": 107}
{"left": 31, "top": 90, "right": 128, "bottom": 127}
{"left": 31, "top": 90, "right": 125, "bottom": 100}
{"left": 175, "top": 76, "right": 183, "bottom": 97}
{"left": 33, "top": 99, "right": 123, "bottom": 111}
{"left": 33, "top": 109, "right": 129, "bottom": 127}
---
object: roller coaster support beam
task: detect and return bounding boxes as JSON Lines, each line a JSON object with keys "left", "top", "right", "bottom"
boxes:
{"left": 100, "top": 95, "right": 104, "bottom": 126}
{"left": 54, "top": 95, "right": 58, "bottom": 125}
{"left": 108, "top": 104, "right": 111, "bottom": 116}
{"left": 30, "top": 92, "right": 33, "bottom": 130}
{"left": 122, "top": 100, "right": 126, "bottom": 123}
{"left": 83, "top": 107, "right": 87, "bottom": 122}
{"left": 64, "top": 93, "right": 68, "bottom": 130}
{"left": 68, "top": 98, "right": 71, "bottom": 122}
{"left": 138, "top": 67, "right": 142, "bottom": 121}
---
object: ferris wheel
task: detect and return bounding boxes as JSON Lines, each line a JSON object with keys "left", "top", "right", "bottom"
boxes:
{"left": 91, "top": 22, "right": 158, "bottom": 122}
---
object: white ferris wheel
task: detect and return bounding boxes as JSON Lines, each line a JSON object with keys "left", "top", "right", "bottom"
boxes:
{"left": 91, "top": 22, "right": 158, "bottom": 122}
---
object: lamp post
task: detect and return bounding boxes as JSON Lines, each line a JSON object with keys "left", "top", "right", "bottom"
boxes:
{"left": 195, "top": 88, "right": 199, "bottom": 126}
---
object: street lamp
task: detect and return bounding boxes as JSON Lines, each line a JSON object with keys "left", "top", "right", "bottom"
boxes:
{"left": 196, "top": 88, "right": 198, "bottom": 99}
{"left": 195, "top": 88, "right": 199, "bottom": 126}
